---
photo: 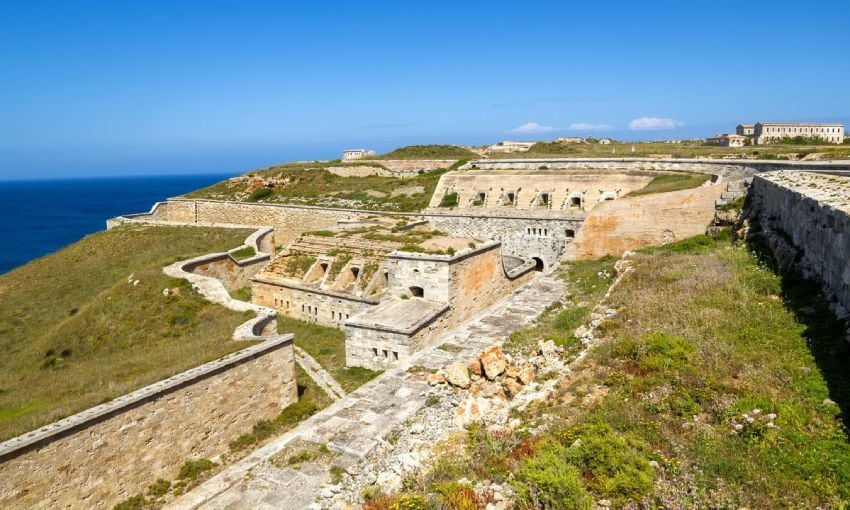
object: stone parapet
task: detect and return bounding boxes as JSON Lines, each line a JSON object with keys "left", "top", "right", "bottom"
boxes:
{"left": 748, "top": 171, "right": 850, "bottom": 315}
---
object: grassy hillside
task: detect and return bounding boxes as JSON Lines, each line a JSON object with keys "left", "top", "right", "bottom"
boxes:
{"left": 379, "top": 234, "right": 850, "bottom": 508}
{"left": 375, "top": 144, "right": 477, "bottom": 160}
{"left": 497, "top": 140, "right": 850, "bottom": 160}
{"left": 0, "top": 224, "right": 255, "bottom": 441}
{"left": 185, "top": 163, "right": 452, "bottom": 212}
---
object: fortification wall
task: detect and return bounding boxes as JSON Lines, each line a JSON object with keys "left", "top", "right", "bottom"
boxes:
{"left": 326, "top": 159, "right": 455, "bottom": 177}
{"left": 429, "top": 171, "right": 655, "bottom": 211}
{"left": 252, "top": 279, "right": 376, "bottom": 329}
{"left": 566, "top": 184, "right": 723, "bottom": 259}
{"left": 0, "top": 337, "right": 297, "bottom": 509}
{"left": 748, "top": 172, "right": 850, "bottom": 314}
{"left": 185, "top": 253, "right": 269, "bottom": 291}
{"left": 346, "top": 243, "right": 533, "bottom": 370}
{"left": 463, "top": 157, "right": 850, "bottom": 176}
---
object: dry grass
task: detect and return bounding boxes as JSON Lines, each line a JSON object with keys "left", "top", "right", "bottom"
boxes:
{"left": 384, "top": 234, "right": 850, "bottom": 508}
{"left": 0, "top": 224, "right": 255, "bottom": 441}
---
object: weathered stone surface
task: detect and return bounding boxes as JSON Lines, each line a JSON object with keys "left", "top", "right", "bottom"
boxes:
{"left": 467, "top": 359, "right": 483, "bottom": 377}
{"left": 479, "top": 346, "right": 508, "bottom": 380}
{"left": 517, "top": 363, "right": 535, "bottom": 385}
{"left": 502, "top": 377, "right": 523, "bottom": 398}
{"left": 426, "top": 373, "right": 446, "bottom": 386}
{"left": 444, "top": 362, "right": 471, "bottom": 389}
{"left": 749, "top": 171, "right": 850, "bottom": 315}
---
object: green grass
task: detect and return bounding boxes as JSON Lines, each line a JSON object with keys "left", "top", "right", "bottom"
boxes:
{"left": 228, "top": 286, "right": 252, "bottom": 302}
{"left": 374, "top": 144, "right": 477, "bottom": 160}
{"left": 623, "top": 172, "right": 711, "bottom": 197}
{"left": 276, "top": 316, "right": 382, "bottom": 393}
{"left": 185, "top": 162, "right": 452, "bottom": 212}
{"left": 229, "top": 245, "right": 256, "bottom": 260}
{"left": 392, "top": 233, "right": 850, "bottom": 508}
{"left": 0, "top": 224, "right": 255, "bottom": 441}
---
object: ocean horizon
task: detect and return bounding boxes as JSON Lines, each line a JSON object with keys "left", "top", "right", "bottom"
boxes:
{"left": 0, "top": 173, "right": 234, "bottom": 275}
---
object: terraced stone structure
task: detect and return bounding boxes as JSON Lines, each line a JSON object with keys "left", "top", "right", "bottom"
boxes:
{"left": 250, "top": 217, "right": 536, "bottom": 369}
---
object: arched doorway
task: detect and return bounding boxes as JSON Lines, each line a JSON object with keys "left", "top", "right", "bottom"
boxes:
{"left": 532, "top": 257, "right": 545, "bottom": 272}
{"left": 409, "top": 286, "right": 425, "bottom": 298}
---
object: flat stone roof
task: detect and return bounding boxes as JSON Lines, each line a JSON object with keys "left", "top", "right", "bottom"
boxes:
{"left": 346, "top": 298, "right": 449, "bottom": 334}
{"left": 761, "top": 171, "right": 850, "bottom": 214}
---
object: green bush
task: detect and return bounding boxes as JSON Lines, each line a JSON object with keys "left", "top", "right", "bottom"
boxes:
{"left": 113, "top": 494, "right": 147, "bottom": 510}
{"left": 513, "top": 440, "right": 592, "bottom": 510}
{"left": 147, "top": 478, "right": 171, "bottom": 497}
{"left": 439, "top": 192, "right": 459, "bottom": 208}
{"left": 246, "top": 187, "right": 273, "bottom": 202}
{"left": 177, "top": 459, "right": 216, "bottom": 481}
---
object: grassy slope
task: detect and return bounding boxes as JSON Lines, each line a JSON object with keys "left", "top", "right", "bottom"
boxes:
{"left": 374, "top": 144, "right": 478, "bottom": 160}
{"left": 277, "top": 316, "right": 382, "bottom": 393}
{"left": 495, "top": 140, "right": 850, "bottom": 160}
{"left": 624, "top": 172, "right": 712, "bottom": 197}
{"left": 0, "top": 224, "right": 255, "bottom": 441}
{"left": 185, "top": 163, "right": 451, "bottom": 212}
{"left": 384, "top": 234, "right": 850, "bottom": 509}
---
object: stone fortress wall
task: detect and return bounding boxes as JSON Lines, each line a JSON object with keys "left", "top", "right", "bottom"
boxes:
{"left": 0, "top": 226, "right": 299, "bottom": 509}
{"left": 0, "top": 335, "right": 297, "bottom": 510}
{"left": 748, "top": 171, "right": 850, "bottom": 315}
{"left": 325, "top": 159, "right": 457, "bottom": 178}
{"left": 345, "top": 242, "right": 535, "bottom": 370}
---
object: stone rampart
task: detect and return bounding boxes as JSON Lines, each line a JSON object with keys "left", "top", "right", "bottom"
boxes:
{"left": 326, "top": 159, "right": 456, "bottom": 178}
{"left": 462, "top": 157, "right": 850, "bottom": 176}
{"left": 748, "top": 171, "right": 850, "bottom": 315}
{"left": 566, "top": 184, "right": 723, "bottom": 259}
{"left": 346, "top": 242, "right": 534, "bottom": 369}
{"left": 0, "top": 336, "right": 297, "bottom": 509}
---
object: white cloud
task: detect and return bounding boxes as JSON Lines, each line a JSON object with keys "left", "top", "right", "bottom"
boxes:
{"left": 628, "top": 117, "right": 684, "bottom": 131}
{"left": 508, "top": 122, "right": 558, "bottom": 134}
{"left": 567, "top": 122, "right": 612, "bottom": 131}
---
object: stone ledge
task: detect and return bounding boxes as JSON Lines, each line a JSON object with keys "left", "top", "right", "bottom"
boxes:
{"left": 0, "top": 334, "right": 294, "bottom": 462}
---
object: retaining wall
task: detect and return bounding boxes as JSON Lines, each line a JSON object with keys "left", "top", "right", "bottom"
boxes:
{"left": 0, "top": 336, "right": 297, "bottom": 509}
{"left": 748, "top": 172, "right": 850, "bottom": 315}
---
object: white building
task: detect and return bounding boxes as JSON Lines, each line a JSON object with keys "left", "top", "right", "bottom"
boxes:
{"left": 706, "top": 133, "right": 749, "bottom": 148}
{"left": 753, "top": 122, "right": 844, "bottom": 144}
{"left": 487, "top": 141, "right": 536, "bottom": 153}
{"left": 736, "top": 124, "right": 755, "bottom": 136}
{"left": 342, "top": 149, "right": 376, "bottom": 161}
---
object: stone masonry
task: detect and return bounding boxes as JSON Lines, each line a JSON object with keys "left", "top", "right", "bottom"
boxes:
{"left": 0, "top": 337, "right": 297, "bottom": 509}
{"left": 748, "top": 171, "right": 850, "bottom": 315}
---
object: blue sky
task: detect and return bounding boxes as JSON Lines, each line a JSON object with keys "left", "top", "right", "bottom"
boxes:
{"left": 1, "top": 0, "right": 848, "bottom": 179}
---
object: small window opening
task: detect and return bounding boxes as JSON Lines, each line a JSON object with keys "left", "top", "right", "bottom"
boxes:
{"left": 372, "top": 347, "right": 378, "bottom": 356}
{"left": 566, "top": 229, "right": 575, "bottom": 238}
{"left": 393, "top": 351, "right": 399, "bottom": 361}
{"left": 570, "top": 196, "right": 581, "bottom": 207}
{"left": 351, "top": 267, "right": 360, "bottom": 279}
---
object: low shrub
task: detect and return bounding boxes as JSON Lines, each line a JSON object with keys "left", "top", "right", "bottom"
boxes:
{"left": 512, "top": 440, "right": 592, "bottom": 510}
{"left": 246, "top": 187, "right": 273, "bottom": 202}
{"left": 439, "top": 192, "right": 459, "bottom": 208}
{"left": 177, "top": 459, "right": 216, "bottom": 481}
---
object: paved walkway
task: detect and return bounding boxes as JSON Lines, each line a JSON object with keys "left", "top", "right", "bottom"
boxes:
{"left": 167, "top": 274, "right": 564, "bottom": 510}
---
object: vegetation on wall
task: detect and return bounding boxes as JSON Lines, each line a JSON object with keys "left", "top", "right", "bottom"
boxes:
{"left": 623, "top": 172, "right": 712, "bottom": 197}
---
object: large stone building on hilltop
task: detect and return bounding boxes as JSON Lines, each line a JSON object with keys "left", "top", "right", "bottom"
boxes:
{"left": 752, "top": 122, "right": 844, "bottom": 144}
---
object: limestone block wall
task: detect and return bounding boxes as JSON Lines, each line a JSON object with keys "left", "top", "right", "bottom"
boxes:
{"left": 184, "top": 252, "right": 269, "bottom": 291}
{"left": 748, "top": 172, "right": 850, "bottom": 314}
{"left": 345, "top": 243, "right": 534, "bottom": 370}
{"left": 429, "top": 171, "right": 655, "bottom": 211}
{"left": 324, "top": 159, "right": 455, "bottom": 178}
{"left": 252, "top": 279, "right": 378, "bottom": 329}
{"left": 426, "top": 212, "right": 582, "bottom": 245}
{"left": 446, "top": 242, "right": 534, "bottom": 324}
{"left": 501, "top": 233, "right": 568, "bottom": 271}
{"left": 566, "top": 184, "right": 723, "bottom": 259}
{"left": 0, "top": 337, "right": 297, "bottom": 509}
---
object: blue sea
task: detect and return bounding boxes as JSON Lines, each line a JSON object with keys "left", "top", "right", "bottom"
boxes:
{"left": 0, "top": 174, "right": 233, "bottom": 275}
